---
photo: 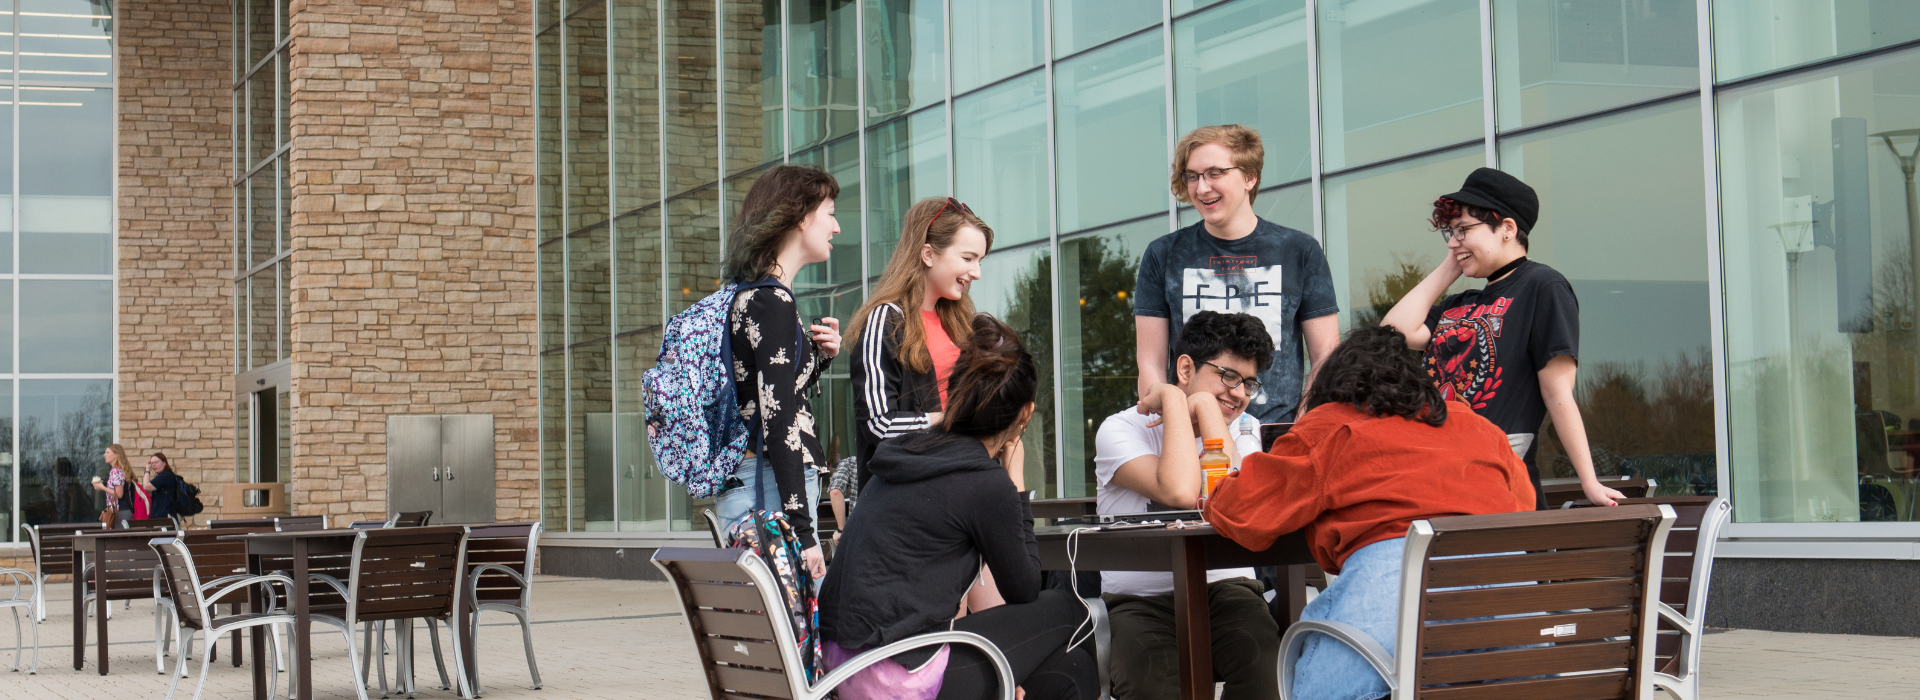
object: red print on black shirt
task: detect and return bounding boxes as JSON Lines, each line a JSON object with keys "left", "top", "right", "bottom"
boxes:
{"left": 1425, "top": 297, "right": 1512, "bottom": 410}
{"left": 1210, "top": 255, "right": 1259, "bottom": 273}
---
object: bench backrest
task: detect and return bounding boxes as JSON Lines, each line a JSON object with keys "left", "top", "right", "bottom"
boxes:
{"left": 82, "top": 528, "right": 172, "bottom": 602}
{"left": 1396, "top": 504, "right": 1675, "bottom": 700}
{"left": 1574, "top": 495, "right": 1729, "bottom": 679}
{"left": 345, "top": 526, "right": 469, "bottom": 623}
{"left": 652, "top": 547, "right": 805, "bottom": 700}
{"left": 23, "top": 522, "right": 106, "bottom": 577}
{"left": 392, "top": 511, "right": 433, "bottom": 528}
{"left": 150, "top": 537, "right": 212, "bottom": 630}
{"left": 464, "top": 522, "right": 541, "bottom": 606}
{"left": 179, "top": 526, "right": 276, "bottom": 583}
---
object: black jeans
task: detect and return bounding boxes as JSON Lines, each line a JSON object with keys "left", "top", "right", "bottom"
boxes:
{"left": 894, "top": 588, "right": 1100, "bottom": 700}
{"left": 1102, "top": 577, "right": 1281, "bottom": 700}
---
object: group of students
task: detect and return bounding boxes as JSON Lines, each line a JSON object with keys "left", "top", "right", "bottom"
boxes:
{"left": 90, "top": 443, "right": 184, "bottom": 526}
{"left": 703, "top": 124, "right": 1616, "bottom": 700}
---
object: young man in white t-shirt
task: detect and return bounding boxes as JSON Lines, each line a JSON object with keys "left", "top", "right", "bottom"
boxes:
{"left": 1095, "top": 310, "right": 1280, "bottom": 699}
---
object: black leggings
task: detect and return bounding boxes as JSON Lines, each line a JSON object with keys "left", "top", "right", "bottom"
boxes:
{"left": 895, "top": 589, "right": 1100, "bottom": 700}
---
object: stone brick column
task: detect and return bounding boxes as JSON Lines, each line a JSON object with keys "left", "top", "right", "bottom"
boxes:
{"left": 117, "top": 0, "right": 236, "bottom": 499}
{"left": 287, "top": 0, "right": 537, "bottom": 523}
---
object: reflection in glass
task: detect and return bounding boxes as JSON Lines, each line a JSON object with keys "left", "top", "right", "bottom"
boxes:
{"left": 668, "top": 188, "right": 723, "bottom": 314}
{"left": 956, "top": 72, "right": 1049, "bottom": 248}
{"left": 788, "top": 0, "right": 859, "bottom": 151}
{"left": 0, "top": 10, "right": 17, "bottom": 80}
{"left": 1172, "top": 0, "right": 1229, "bottom": 17}
{"left": 1498, "top": 101, "right": 1712, "bottom": 493}
{"left": 612, "top": 0, "right": 660, "bottom": 213}
{"left": 539, "top": 27, "right": 564, "bottom": 241}
{"left": 616, "top": 206, "right": 663, "bottom": 333}
{"left": 1492, "top": 0, "right": 1695, "bottom": 131}
{"left": 616, "top": 332, "right": 668, "bottom": 529}
{"left": 0, "top": 88, "right": 11, "bottom": 272}
{"left": 571, "top": 341, "right": 613, "bottom": 531}
{"left": 1317, "top": 0, "right": 1482, "bottom": 171}
{"left": 19, "top": 0, "right": 112, "bottom": 80}
{"left": 797, "top": 283, "right": 864, "bottom": 480}
{"left": 251, "top": 170, "right": 275, "bottom": 268}
{"left": 951, "top": 0, "right": 1043, "bottom": 94}
{"left": 20, "top": 87, "right": 112, "bottom": 274}
{"left": 1060, "top": 218, "right": 1164, "bottom": 497}
{"left": 541, "top": 351, "right": 568, "bottom": 530}
{"left": 250, "top": 63, "right": 274, "bottom": 170}
{"left": 21, "top": 280, "right": 111, "bottom": 374}
{"left": 970, "top": 243, "right": 1057, "bottom": 497}
{"left": 571, "top": 225, "right": 612, "bottom": 345}
{"left": 1174, "top": 0, "right": 1311, "bottom": 185}
{"left": 1714, "top": 1, "right": 1920, "bottom": 83}
{"left": 866, "top": 108, "right": 947, "bottom": 269}
{"left": 568, "top": 6, "right": 612, "bottom": 231}
{"left": 1322, "top": 147, "right": 1482, "bottom": 332}
{"left": 725, "top": 0, "right": 782, "bottom": 174}
{"left": 790, "top": 138, "right": 865, "bottom": 288}
{"left": 863, "top": 0, "right": 943, "bottom": 123}
{"left": 1055, "top": 32, "right": 1166, "bottom": 234}
{"left": 1720, "top": 49, "right": 1920, "bottom": 523}
{"left": 1053, "top": 0, "right": 1158, "bottom": 58}
{"left": 246, "top": 0, "right": 273, "bottom": 69}
{"left": 251, "top": 272, "right": 276, "bottom": 369}
{"left": 0, "top": 383, "right": 9, "bottom": 538}
{"left": 665, "top": 0, "right": 720, "bottom": 196}
{"left": 18, "top": 379, "right": 110, "bottom": 529}
{"left": 0, "top": 284, "right": 12, "bottom": 371}
{"left": 541, "top": 240, "right": 566, "bottom": 351}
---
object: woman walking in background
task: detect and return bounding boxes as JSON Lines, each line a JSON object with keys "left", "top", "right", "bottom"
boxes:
{"left": 90, "top": 444, "right": 133, "bottom": 526}
{"left": 848, "top": 196, "right": 994, "bottom": 491}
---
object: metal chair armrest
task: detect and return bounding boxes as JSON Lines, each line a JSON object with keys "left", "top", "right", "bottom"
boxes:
{"left": 207, "top": 574, "right": 296, "bottom": 606}
{"left": 0, "top": 567, "right": 31, "bottom": 602}
{"left": 806, "top": 630, "right": 1015, "bottom": 700}
{"left": 467, "top": 563, "right": 531, "bottom": 611}
{"left": 1278, "top": 619, "right": 1397, "bottom": 700}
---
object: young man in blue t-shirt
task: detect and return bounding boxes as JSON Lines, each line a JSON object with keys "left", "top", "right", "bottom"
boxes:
{"left": 1134, "top": 125, "right": 1340, "bottom": 424}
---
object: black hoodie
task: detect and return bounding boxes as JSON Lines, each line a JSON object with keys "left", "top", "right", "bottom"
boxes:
{"left": 818, "top": 430, "right": 1040, "bottom": 651}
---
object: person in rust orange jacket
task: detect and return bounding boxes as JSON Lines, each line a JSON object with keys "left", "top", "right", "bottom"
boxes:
{"left": 1202, "top": 325, "right": 1534, "bottom": 700}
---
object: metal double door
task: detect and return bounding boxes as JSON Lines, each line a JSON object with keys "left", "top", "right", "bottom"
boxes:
{"left": 387, "top": 414, "right": 496, "bottom": 523}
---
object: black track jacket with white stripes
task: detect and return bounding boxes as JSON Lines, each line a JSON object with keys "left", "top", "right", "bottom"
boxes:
{"left": 851, "top": 303, "right": 941, "bottom": 490}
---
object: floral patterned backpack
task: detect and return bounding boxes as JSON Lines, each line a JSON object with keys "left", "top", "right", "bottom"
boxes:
{"left": 642, "top": 279, "right": 785, "bottom": 498}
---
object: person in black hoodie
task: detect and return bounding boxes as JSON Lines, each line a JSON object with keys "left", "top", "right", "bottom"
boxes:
{"left": 820, "top": 314, "right": 1098, "bottom": 700}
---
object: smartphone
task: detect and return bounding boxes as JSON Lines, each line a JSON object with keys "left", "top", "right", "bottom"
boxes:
{"left": 1260, "top": 423, "right": 1294, "bottom": 452}
{"left": 1101, "top": 521, "right": 1169, "bottom": 531}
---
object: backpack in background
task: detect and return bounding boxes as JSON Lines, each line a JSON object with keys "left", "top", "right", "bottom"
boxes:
{"left": 174, "top": 478, "right": 205, "bottom": 516}
{"left": 642, "top": 279, "right": 783, "bottom": 498}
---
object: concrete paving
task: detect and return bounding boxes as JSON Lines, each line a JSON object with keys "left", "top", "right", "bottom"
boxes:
{"left": 0, "top": 575, "right": 1903, "bottom": 699}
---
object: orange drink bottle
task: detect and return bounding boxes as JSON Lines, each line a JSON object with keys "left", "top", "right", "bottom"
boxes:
{"left": 1201, "top": 438, "right": 1232, "bottom": 496}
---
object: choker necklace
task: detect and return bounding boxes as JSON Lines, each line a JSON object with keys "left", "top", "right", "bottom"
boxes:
{"left": 1489, "top": 256, "right": 1528, "bottom": 282}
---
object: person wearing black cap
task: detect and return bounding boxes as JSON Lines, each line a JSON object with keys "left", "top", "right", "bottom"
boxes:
{"left": 1379, "top": 167, "right": 1626, "bottom": 510}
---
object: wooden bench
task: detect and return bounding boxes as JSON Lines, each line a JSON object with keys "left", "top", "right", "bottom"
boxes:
{"left": 1571, "top": 496, "right": 1730, "bottom": 700}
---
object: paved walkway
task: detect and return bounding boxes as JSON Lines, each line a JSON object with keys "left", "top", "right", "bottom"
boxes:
{"left": 2, "top": 575, "right": 1908, "bottom": 698}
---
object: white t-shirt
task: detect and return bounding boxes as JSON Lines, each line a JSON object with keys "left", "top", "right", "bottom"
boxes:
{"left": 1092, "top": 407, "right": 1264, "bottom": 596}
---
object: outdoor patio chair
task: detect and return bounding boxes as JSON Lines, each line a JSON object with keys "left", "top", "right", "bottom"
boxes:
{"left": 154, "top": 526, "right": 283, "bottom": 675}
{"left": 18, "top": 521, "right": 105, "bottom": 620}
{"left": 390, "top": 511, "right": 433, "bottom": 528}
{"left": 1571, "top": 496, "right": 1732, "bottom": 700}
{"left": 274, "top": 515, "right": 329, "bottom": 531}
{"left": 1, "top": 566, "right": 36, "bottom": 673}
{"left": 363, "top": 521, "right": 544, "bottom": 697}
{"left": 307, "top": 526, "right": 474, "bottom": 700}
{"left": 652, "top": 547, "right": 1019, "bottom": 700}
{"left": 350, "top": 520, "right": 390, "bottom": 530}
{"left": 1276, "top": 504, "right": 1678, "bottom": 700}
{"left": 147, "top": 535, "right": 295, "bottom": 700}
{"left": 700, "top": 509, "right": 727, "bottom": 548}
{"left": 77, "top": 526, "right": 170, "bottom": 627}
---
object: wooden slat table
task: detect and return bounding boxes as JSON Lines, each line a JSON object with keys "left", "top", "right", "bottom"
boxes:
{"left": 68, "top": 528, "right": 174, "bottom": 674}
{"left": 223, "top": 528, "right": 359, "bottom": 700}
{"left": 1036, "top": 523, "right": 1313, "bottom": 700}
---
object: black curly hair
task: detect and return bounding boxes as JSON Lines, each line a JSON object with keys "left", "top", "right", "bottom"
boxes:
{"left": 1304, "top": 325, "right": 1447, "bottom": 426}
{"left": 1174, "top": 311, "right": 1275, "bottom": 375}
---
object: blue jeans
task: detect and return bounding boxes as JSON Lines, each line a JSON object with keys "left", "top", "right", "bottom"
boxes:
{"left": 715, "top": 457, "right": 821, "bottom": 539}
{"left": 1290, "top": 537, "right": 1405, "bottom": 700}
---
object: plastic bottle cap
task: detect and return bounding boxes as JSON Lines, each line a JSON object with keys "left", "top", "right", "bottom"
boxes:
{"left": 1203, "top": 438, "right": 1224, "bottom": 449}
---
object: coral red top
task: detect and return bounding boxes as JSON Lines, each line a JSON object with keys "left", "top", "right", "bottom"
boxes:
{"left": 923, "top": 309, "right": 961, "bottom": 408}
{"left": 1204, "top": 400, "right": 1535, "bottom": 573}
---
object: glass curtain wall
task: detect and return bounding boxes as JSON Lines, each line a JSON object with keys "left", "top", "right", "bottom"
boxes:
{"left": 537, "top": 0, "right": 1920, "bottom": 533}
{"left": 230, "top": 0, "right": 289, "bottom": 492}
{"left": 9, "top": 0, "right": 117, "bottom": 539}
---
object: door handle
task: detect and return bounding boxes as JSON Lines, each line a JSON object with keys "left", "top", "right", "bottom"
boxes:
{"left": 445, "top": 465, "right": 454, "bottom": 481}
{"left": 432, "top": 467, "right": 440, "bottom": 482}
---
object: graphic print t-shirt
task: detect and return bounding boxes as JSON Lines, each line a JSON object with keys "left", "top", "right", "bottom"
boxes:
{"left": 1422, "top": 260, "right": 1579, "bottom": 498}
{"left": 1133, "top": 219, "right": 1339, "bottom": 423}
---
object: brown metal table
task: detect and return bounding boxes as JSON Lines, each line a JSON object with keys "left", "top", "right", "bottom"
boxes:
{"left": 1036, "top": 523, "right": 1313, "bottom": 700}
{"left": 68, "top": 528, "right": 175, "bottom": 674}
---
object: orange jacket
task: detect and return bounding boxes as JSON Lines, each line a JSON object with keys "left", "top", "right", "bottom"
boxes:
{"left": 1204, "top": 400, "right": 1535, "bottom": 574}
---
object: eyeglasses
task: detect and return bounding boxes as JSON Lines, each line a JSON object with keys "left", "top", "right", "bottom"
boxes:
{"left": 1439, "top": 220, "right": 1491, "bottom": 243}
{"left": 930, "top": 197, "right": 974, "bottom": 227}
{"left": 1180, "top": 166, "right": 1242, "bottom": 185}
{"left": 1203, "top": 361, "right": 1263, "bottom": 395}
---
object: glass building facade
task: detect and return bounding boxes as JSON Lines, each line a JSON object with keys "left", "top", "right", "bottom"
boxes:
{"left": 1, "top": 0, "right": 118, "bottom": 539}
{"left": 536, "top": 0, "right": 1920, "bottom": 547}
{"left": 232, "top": 0, "right": 291, "bottom": 492}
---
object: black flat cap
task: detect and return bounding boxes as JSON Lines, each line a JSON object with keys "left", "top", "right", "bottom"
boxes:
{"left": 1441, "top": 167, "right": 1538, "bottom": 232}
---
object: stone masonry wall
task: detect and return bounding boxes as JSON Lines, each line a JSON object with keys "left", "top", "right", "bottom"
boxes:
{"left": 117, "top": 0, "right": 236, "bottom": 508}
{"left": 287, "top": 0, "right": 537, "bottom": 523}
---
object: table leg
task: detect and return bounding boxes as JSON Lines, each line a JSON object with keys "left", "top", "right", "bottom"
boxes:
{"left": 96, "top": 542, "right": 110, "bottom": 675}
{"left": 71, "top": 550, "right": 84, "bottom": 670}
{"left": 293, "top": 539, "right": 311, "bottom": 700}
{"left": 1282, "top": 564, "right": 1308, "bottom": 625}
{"left": 231, "top": 601, "right": 243, "bottom": 666}
{"left": 250, "top": 554, "right": 267, "bottom": 700}
{"left": 1170, "top": 537, "right": 1212, "bottom": 700}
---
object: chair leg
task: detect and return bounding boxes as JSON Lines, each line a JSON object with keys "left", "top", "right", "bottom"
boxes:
{"left": 154, "top": 601, "right": 171, "bottom": 674}
{"left": 163, "top": 632, "right": 193, "bottom": 700}
{"left": 8, "top": 606, "right": 20, "bottom": 673}
{"left": 515, "top": 610, "right": 542, "bottom": 690}
{"left": 448, "top": 614, "right": 475, "bottom": 700}
{"left": 187, "top": 631, "right": 220, "bottom": 700}
{"left": 426, "top": 617, "right": 451, "bottom": 691}
{"left": 335, "top": 619, "right": 374, "bottom": 700}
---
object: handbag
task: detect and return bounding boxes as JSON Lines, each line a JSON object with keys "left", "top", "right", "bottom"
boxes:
{"left": 98, "top": 505, "right": 115, "bottom": 524}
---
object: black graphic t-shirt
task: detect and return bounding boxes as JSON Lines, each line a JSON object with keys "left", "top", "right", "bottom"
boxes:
{"left": 1134, "top": 218, "right": 1339, "bottom": 423}
{"left": 1423, "top": 259, "right": 1578, "bottom": 504}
